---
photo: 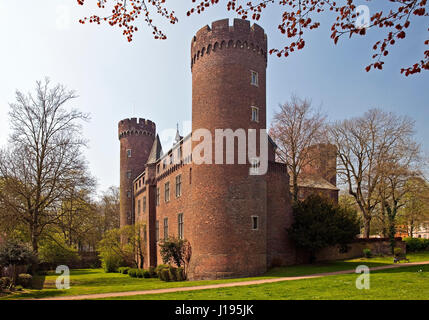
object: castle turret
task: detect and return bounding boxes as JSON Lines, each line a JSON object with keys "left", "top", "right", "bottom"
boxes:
{"left": 118, "top": 118, "right": 156, "bottom": 227}
{"left": 188, "top": 19, "right": 269, "bottom": 279}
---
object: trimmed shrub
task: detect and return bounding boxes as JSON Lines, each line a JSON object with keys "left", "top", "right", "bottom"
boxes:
{"left": 149, "top": 266, "right": 157, "bottom": 278}
{"left": 176, "top": 267, "right": 185, "bottom": 281}
{"left": 128, "top": 268, "right": 138, "bottom": 278}
{"left": 363, "top": 248, "right": 372, "bottom": 258}
{"left": 137, "top": 269, "right": 145, "bottom": 278}
{"left": 118, "top": 267, "right": 130, "bottom": 274}
{"left": 155, "top": 264, "right": 169, "bottom": 274}
{"left": 404, "top": 237, "right": 429, "bottom": 252}
{"left": 14, "top": 285, "right": 23, "bottom": 291}
{"left": 168, "top": 266, "right": 177, "bottom": 281}
{"left": 17, "top": 274, "right": 32, "bottom": 288}
{"left": 159, "top": 268, "right": 170, "bottom": 282}
{"left": 143, "top": 270, "right": 151, "bottom": 278}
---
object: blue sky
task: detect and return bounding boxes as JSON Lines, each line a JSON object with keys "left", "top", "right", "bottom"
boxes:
{"left": 0, "top": 1, "right": 428, "bottom": 195}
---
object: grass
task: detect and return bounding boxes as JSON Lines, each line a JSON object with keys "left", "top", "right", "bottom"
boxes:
{"left": 2, "top": 251, "right": 428, "bottom": 300}
{"left": 104, "top": 264, "right": 429, "bottom": 300}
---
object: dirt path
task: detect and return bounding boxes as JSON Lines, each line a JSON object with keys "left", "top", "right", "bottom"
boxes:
{"left": 37, "top": 261, "right": 429, "bottom": 300}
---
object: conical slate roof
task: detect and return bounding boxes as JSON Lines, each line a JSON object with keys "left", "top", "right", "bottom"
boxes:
{"left": 147, "top": 134, "right": 163, "bottom": 164}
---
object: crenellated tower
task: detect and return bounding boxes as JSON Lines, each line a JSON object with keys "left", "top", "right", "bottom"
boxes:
{"left": 118, "top": 118, "right": 156, "bottom": 227}
{"left": 188, "top": 18, "right": 269, "bottom": 279}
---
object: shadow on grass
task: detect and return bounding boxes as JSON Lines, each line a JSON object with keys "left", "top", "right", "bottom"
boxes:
{"left": 31, "top": 274, "right": 46, "bottom": 290}
{"left": 264, "top": 258, "right": 395, "bottom": 278}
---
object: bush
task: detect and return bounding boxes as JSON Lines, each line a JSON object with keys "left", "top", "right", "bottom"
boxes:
{"left": 394, "top": 247, "right": 403, "bottom": 257}
{"left": 137, "top": 269, "right": 146, "bottom": 278}
{"left": 363, "top": 248, "right": 372, "bottom": 258}
{"left": 404, "top": 237, "right": 429, "bottom": 252}
{"left": 168, "top": 266, "right": 177, "bottom": 281}
{"left": 118, "top": 267, "right": 130, "bottom": 274}
{"left": 149, "top": 266, "right": 157, "bottom": 278}
{"left": 14, "top": 285, "right": 23, "bottom": 291}
{"left": 288, "top": 195, "right": 360, "bottom": 262}
{"left": 0, "top": 240, "right": 36, "bottom": 284}
{"left": 101, "top": 253, "right": 125, "bottom": 273}
{"left": 38, "top": 236, "right": 79, "bottom": 267}
{"left": 155, "top": 264, "right": 169, "bottom": 275}
{"left": 142, "top": 270, "right": 151, "bottom": 278}
{"left": 159, "top": 268, "right": 170, "bottom": 282}
{"left": 17, "top": 274, "right": 32, "bottom": 288}
{"left": 0, "top": 277, "right": 11, "bottom": 290}
{"left": 128, "top": 268, "right": 138, "bottom": 278}
{"left": 176, "top": 267, "right": 185, "bottom": 281}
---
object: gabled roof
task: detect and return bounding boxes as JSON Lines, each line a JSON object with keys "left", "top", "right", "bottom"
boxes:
{"left": 147, "top": 134, "right": 163, "bottom": 164}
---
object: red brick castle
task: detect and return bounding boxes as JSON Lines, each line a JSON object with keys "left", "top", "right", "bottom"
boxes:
{"left": 118, "top": 19, "right": 338, "bottom": 280}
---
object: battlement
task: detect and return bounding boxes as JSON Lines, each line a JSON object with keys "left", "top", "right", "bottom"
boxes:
{"left": 191, "top": 18, "right": 267, "bottom": 69}
{"left": 118, "top": 118, "right": 156, "bottom": 139}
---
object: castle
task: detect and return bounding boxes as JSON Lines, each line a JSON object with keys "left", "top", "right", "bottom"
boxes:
{"left": 118, "top": 19, "right": 338, "bottom": 280}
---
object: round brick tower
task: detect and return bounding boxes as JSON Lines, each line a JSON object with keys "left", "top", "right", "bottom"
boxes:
{"left": 189, "top": 19, "right": 268, "bottom": 279}
{"left": 118, "top": 118, "right": 156, "bottom": 227}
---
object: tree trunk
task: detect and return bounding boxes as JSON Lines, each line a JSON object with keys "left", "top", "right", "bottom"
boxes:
{"left": 363, "top": 218, "right": 371, "bottom": 238}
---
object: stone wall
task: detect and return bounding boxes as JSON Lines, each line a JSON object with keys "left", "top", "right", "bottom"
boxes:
{"left": 297, "top": 238, "right": 406, "bottom": 264}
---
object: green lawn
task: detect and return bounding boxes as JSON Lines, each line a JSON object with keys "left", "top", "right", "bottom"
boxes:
{"left": 2, "top": 251, "right": 428, "bottom": 300}
{"left": 105, "top": 264, "right": 429, "bottom": 300}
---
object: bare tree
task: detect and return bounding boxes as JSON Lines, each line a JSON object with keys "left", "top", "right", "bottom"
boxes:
{"left": 269, "top": 95, "right": 326, "bottom": 201}
{"left": 329, "top": 108, "right": 417, "bottom": 238}
{"left": 98, "top": 186, "right": 120, "bottom": 235}
{"left": 0, "top": 79, "right": 93, "bottom": 254}
{"left": 376, "top": 137, "right": 423, "bottom": 247}
{"left": 398, "top": 177, "right": 429, "bottom": 237}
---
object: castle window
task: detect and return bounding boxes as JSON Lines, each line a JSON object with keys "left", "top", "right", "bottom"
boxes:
{"left": 143, "top": 225, "right": 147, "bottom": 242}
{"left": 189, "top": 168, "right": 192, "bottom": 184}
{"left": 178, "top": 213, "right": 184, "bottom": 240}
{"left": 127, "top": 170, "right": 132, "bottom": 179}
{"left": 157, "top": 164, "right": 160, "bottom": 174}
{"left": 251, "top": 106, "right": 259, "bottom": 122}
{"left": 163, "top": 159, "right": 167, "bottom": 169}
{"left": 169, "top": 153, "right": 173, "bottom": 165}
{"left": 178, "top": 146, "right": 182, "bottom": 161}
{"left": 252, "top": 216, "right": 259, "bottom": 230}
{"left": 127, "top": 191, "right": 131, "bottom": 198}
{"left": 251, "top": 70, "right": 259, "bottom": 86}
{"left": 137, "top": 199, "right": 141, "bottom": 215}
{"left": 127, "top": 149, "right": 132, "bottom": 158}
{"left": 176, "top": 175, "right": 182, "bottom": 198}
{"left": 143, "top": 196, "right": 146, "bottom": 213}
{"left": 250, "top": 158, "right": 260, "bottom": 175}
{"left": 156, "top": 187, "right": 160, "bottom": 206}
{"left": 164, "top": 218, "right": 168, "bottom": 240}
{"left": 156, "top": 220, "right": 159, "bottom": 242}
{"left": 138, "top": 179, "right": 141, "bottom": 188}
{"left": 165, "top": 182, "right": 170, "bottom": 203}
